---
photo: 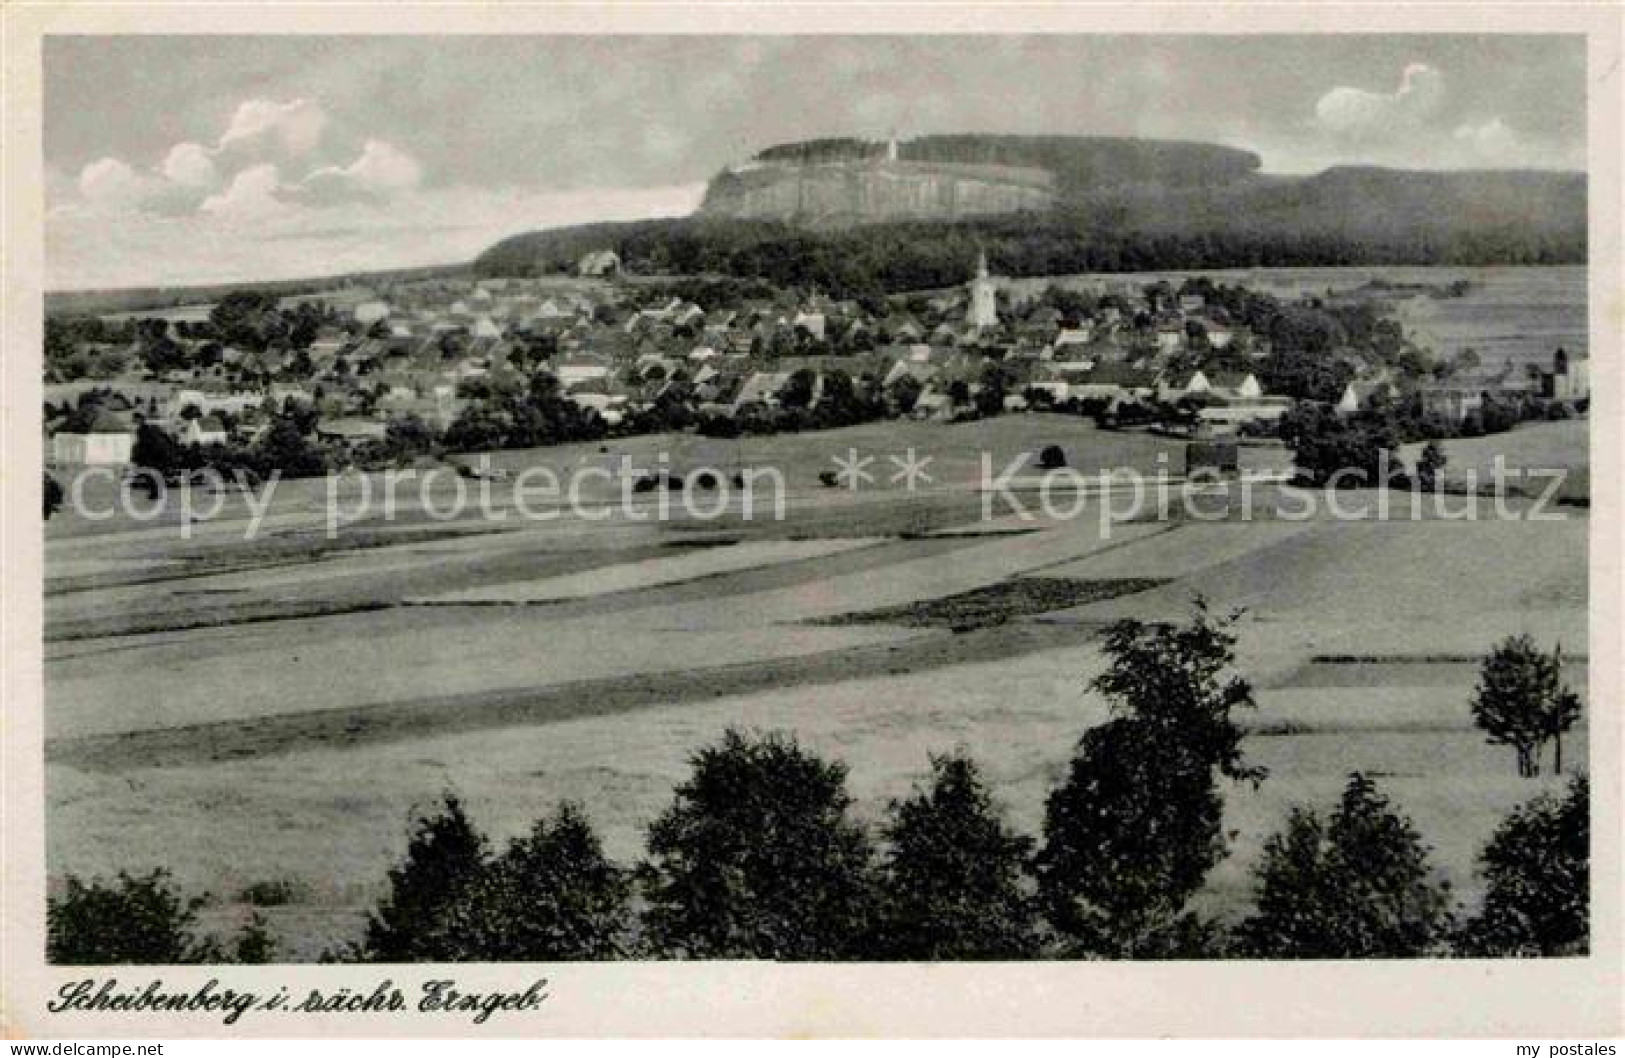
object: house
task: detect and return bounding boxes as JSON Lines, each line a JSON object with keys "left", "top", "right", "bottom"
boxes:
{"left": 554, "top": 361, "right": 612, "bottom": 389}
{"left": 1540, "top": 348, "right": 1590, "bottom": 402}
{"left": 1051, "top": 328, "right": 1093, "bottom": 355}
{"left": 1157, "top": 369, "right": 1212, "bottom": 403}
{"left": 51, "top": 410, "right": 135, "bottom": 466}
{"left": 181, "top": 414, "right": 230, "bottom": 447}
{"left": 1205, "top": 371, "right": 1264, "bottom": 401}
{"left": 1067, "top": 362, "right": 1159, "bottom": 403}
{"left": 883, "top": 359, "right": 940, "bottom": 389}
{"left": 315, "top": 418, "right": 387, "bottom": 447}
{"left": 732, "top": 371, "right": 792, "bottom": 411}
{"left": 792, "top": 312, "right": 827, "bottom": 341}
{"left": 172, "top": 386, "right": 262, "bottom": 418}
{"left": 567, "top": 392, "right": 627, "bottom": 427}
{"left": 1418, "top": 383, "right": 1487, "bottom": 424}
{"left": 912, "top": 389, "right": 955, "bottom": 421}
{"left": 354, "top": 300, "right": 391, "bottom": 325}
{"left": 577, "top": 249, "right": 622, "bottom": 277}
{"left": 1337, "top": 379, "right": 1397, "bottom": 415}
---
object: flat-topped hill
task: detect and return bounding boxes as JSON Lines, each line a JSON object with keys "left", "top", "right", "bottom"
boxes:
{"left": 700, "top": 135, "right": 1264, "bottom": 225}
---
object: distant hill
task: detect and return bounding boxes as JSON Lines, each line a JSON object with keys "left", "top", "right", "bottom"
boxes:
{"left": 700, "top": 135, "right": 1264, "bottom": 226}
{"left": 46, "top": 261, "right": 472, "bottom": 318}
{"left": 475, "top": 136, "right": 1585, "bottom": 293}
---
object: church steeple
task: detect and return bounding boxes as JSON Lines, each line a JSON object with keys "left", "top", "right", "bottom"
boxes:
{"left": 968, "top": 248, "right": 997, "bottom": 331}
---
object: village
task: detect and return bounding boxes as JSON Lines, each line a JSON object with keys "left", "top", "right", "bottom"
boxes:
{"left": 42, "top": 250, "right": 1590, "bottom": 486}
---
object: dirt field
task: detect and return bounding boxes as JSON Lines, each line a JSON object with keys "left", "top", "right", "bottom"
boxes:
{"left": 43, "top": 416, "right": 1592, "bottom": 958}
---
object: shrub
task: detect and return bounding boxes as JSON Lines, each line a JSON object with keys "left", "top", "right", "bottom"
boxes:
{"left": 641, "top": 729, "right": 877, "bottom": 959}
{"left": 231, "top": 913, "right": 278, "bottom": 964}
{"left": 238, "top": 878, "right": 307, "bottom": 907}
{"left": 1037, "top": 444, "right": 1067, "bottom": 470}
{"left": 1236, "top": 774, "right": 1453, "bottom": 958}
{"left": 875, "top": 752, "right": 1040, "bottom": 959}
{"left": 49, "top": 869, "right": 208, "bottom": 964}
{"left": 1457, "top": 775, "right": 1589, "bottom": 956}
{"left": 359, "top": 793, "right": 489, "bottom": 961}
{"left": 1416, "top": 441, "right": 1447, "bottom": 492}
{"left": 428, "top": 802, "right": 633, "bottom": 960}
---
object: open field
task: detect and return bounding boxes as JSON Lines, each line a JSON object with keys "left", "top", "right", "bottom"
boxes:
{"left": 44, "top": 415, "right": 1591, "bottom": 958}
{"left": 1400, "top": 419, "right": 1590, "bottom": 502}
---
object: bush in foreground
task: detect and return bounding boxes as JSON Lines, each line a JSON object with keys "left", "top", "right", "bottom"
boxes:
{"left": 1236, "top": 773, "right": 1453, "bottom": 958}
{"left": 640, "top": 729, "right": 877, "bottom": 960}
{"left": 428, "top": 802, "right": 633, "bottom": 961}
{"left": 48, "top": 869, "right": 273, "bottom": 964}
{"left": 875, "top": 752, "right": 1041, "bottom": 959}
{"left": 359, "top": 793, "right": 488, "bottom": 961}
{"left": 1457, "top": 775, "right": 1589, "bottom": 957}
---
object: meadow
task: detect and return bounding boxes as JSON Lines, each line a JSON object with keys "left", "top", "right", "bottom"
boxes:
{"left": 44, "top": 411, "right": 1589, "bottom": 957}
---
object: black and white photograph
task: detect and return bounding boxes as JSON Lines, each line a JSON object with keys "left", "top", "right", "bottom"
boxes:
{"left": 3, "top": 3, "right": 1620, "bottom": 1041}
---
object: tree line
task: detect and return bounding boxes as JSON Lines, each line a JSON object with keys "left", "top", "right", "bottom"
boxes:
{"left": 47, "top": 607, "right": 1586, "bottom": 964}
{"left": 474, "top": 200, "right": 1582, "bottom": 300}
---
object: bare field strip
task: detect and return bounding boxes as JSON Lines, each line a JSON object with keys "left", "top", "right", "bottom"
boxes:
{"left": 404, "top": 537, "right": 884, "bottom": 605}
{"left": 47, "top": 622, "right": 1084, "bottom": 772}
{"left": 814, "top": 577, "right": 1168, "bottom": 630}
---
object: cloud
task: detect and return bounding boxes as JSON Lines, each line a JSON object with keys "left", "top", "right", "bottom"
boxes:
{"left": 48, "top": 181, "right": 706, "bottom": 290}
{"left": 217, "top": 98, "right": 328, "bottom": 157}
{"left": 200, "top": 163, "right": 286, "bottom": 218}
{"left": 162, "top": 142, "right": 219, "bottom": 188}
{"left": 1452, "top": 118, "right": 1522, "bottom": 161}
{"left": 297, "top": 139, "right": 422, "bottom": 204}
{"left": 1314, "top": 63, "right": 1445, "bottom": 140}
{"left": 77, "top": 157, "right": 162, "bottom": 209}
{"left": 65, "top": 98, "right": 356, "bottom": 219}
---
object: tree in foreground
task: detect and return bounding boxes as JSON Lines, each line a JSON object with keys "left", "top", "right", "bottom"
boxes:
{"left": 47, "top": 869, "right": 275, "bottom": 964}
{"left": 359, "top": 792, "right": 488, "bottom": 961}
{"left": 1236, "top": 773, "right": 1453, "bottom": 958}
{"left": 1037, "top": 600, "right": 1263, "bottom": 957}
{"left": 427, "top": 802, "right": 633, "bottom": 961}
{"left": 641, "top": 729, "right": 876, "bottom": 960}
{"left": 1470, "top": 635, "right": 1583, "bottom": 778}
{"left": 49, "top": 869, "right": 206, "bottom": 964}
{"left": 875, "top": 751, "right": 1041, "bottom": 960}
{"left": 1457, "top": 775, "right": 1589, "bottom": 956}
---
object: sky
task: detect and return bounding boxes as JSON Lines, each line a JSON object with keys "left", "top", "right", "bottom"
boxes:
{"left": 44, "top": 35, "right": 1587, "bottom": 291}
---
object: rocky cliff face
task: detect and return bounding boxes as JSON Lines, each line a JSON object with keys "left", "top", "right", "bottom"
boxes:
{"left": 700, "top": 158, "right": 1059, "bottom": 226}
{"left": 698, "top": 135, "right": 1266, "bottom": 227}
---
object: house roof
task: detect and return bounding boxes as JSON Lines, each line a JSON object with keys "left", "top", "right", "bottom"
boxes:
{"left": 1077, "top": 362, "right": 1158, "bottom": 388}
{"left": 1206, "top": 370, "right": 1257, "bottom": 391}
{"left": 81, "top": 410, "right": 135, "bottom": 434}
